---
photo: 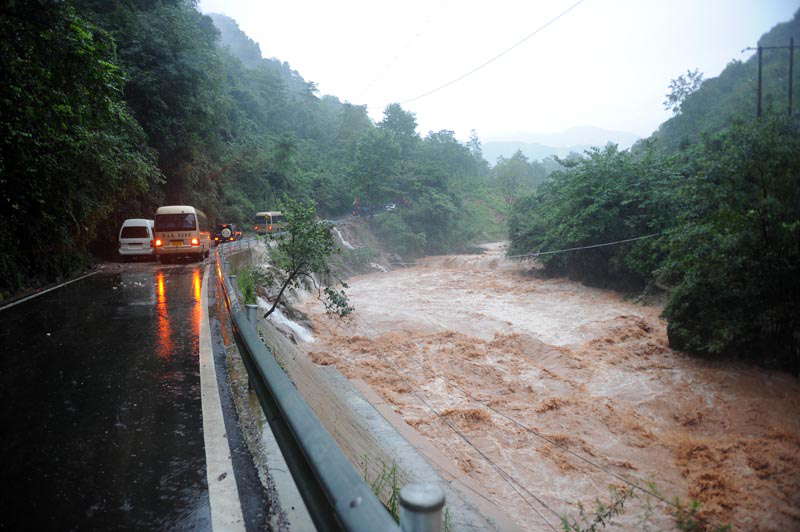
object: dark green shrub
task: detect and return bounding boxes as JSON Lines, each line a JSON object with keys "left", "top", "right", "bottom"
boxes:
{"left": 662, "top": 116, "right": 800, "bottom": 371}
{"left": 508, "top": 145, "right": 679, "bottom": 290}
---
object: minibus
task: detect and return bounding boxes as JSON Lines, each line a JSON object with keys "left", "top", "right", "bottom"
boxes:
{"left": 153, "top": 205, "right": 211, "bottom": 263}
{"left": 253, "top": 211, "right": 285, "bottom": 236}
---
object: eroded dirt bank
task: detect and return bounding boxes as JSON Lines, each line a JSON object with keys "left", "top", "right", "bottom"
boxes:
{"left": 298, "top": 243, "right": 800, "bottom": 531}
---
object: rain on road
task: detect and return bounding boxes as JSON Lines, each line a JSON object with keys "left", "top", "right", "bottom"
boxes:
{"left": 0, "top": 263, "right": 213, "bottom": 529}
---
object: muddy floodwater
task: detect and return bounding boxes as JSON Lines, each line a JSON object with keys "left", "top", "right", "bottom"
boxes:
{"left": 299, "top": 243, "right": 800, "bottom": 531}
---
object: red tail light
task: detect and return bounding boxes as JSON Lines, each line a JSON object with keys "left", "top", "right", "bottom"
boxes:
{"left": 268, "top": 225, "right": 273, "bottom": 231}
{"left": 254, "top": 225, "right": 259, "bottom": 230}
{"left": 154, "top": 239, "right": 163, "bottom": 247}
{"left": 191, "top": 237, "right": 199, "bottom": 246}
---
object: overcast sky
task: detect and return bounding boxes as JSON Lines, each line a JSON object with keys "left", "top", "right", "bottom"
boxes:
{"left": 198, "top": 0, "right": 799, "bottom": 141}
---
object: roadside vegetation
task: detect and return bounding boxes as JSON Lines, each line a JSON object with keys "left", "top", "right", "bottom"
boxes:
{"left": 258, "top": 199, "right": 353, "bottom": 319}
{"left": 560, "top": 485, "right": 732, "bottom": 532}
{"left": 509, "top": 11, "right": 800, "bottom": 371}
{"left": 0, "top": 0, "right": 507, "bottom": 297}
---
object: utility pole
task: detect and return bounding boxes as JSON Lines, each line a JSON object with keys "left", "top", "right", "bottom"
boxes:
{"left": 743, "top": 40, "right": 796, "bottom": 118}
{"left": 790, "top": 37, "right": 794, "bottom": 116}
{"left": 757, "top": 46, "right": 763, "bottom": 118}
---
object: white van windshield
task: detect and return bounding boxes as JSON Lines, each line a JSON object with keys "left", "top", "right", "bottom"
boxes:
{"left": 155, "top": 213, "right": 196, "bottom": 231}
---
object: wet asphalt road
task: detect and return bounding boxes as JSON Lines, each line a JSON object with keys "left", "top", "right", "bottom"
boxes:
{"left": 0, "top": 261, "right": 248, "bottom": 530}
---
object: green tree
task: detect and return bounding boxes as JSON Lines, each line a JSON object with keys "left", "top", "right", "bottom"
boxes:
{"left": 661, "top": 116, "right": 800, "bottom": 371}
{"left": 378, "top": 103, "right": 419, "bottom": 157}
{"left": 0, "top": 0, "right": 161, "bottom": 295}
{"left": 651, "top": 10, "right": 799, "bottom": 152}
{"left": 663, "top": 69, "right": 704, "bottom": 114}
{"left": 352, "top": 129, "right": 401, "bottom": 206}
{"left": 77, "top": 0, "right": 232, "bottom": 205}
{"left": 260, "top": 199, "right": 352, "bottom": 318}
{"left": 508, "top": 145, "right": 679, "bottom": 289}
{"left": 493, "top": 150, "right": 539, "bottom": 205}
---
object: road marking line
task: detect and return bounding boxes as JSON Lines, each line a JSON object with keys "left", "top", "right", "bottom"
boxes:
{"left": 200, "top": 265, "right": 245, "bottom": 531}
{"left": 0, "top": 270, "right": 100, "bottom": 312}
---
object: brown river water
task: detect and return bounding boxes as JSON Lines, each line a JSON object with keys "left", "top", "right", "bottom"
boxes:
{"left": 298, "top": 243, "right": 800, "bottom": 531}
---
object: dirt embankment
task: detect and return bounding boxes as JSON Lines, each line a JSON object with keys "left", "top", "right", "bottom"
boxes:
{"left": 298, "top": 243, "right": 800, "bottom": 531}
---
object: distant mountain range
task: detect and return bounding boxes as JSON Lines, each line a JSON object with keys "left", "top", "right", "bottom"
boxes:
{"left": 482, "top": 126, "right": 640, "bottom": 165}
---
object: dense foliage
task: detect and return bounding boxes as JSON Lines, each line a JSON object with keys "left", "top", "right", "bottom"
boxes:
{"left": 650, "top": 11, "right": 800, "bottom": 152}
{"left": 508, "top": 145, "right": 678, "bottom": 290}
{"left": 492, "top": 150, "right": 551, "bottom": 205}
{"left": 0, "top": 1, "right": 501, "bottom": 297}
{"left": 0, "top": 1, "right": 162, "bottom": 294}
{"left": 509, "top": 11, "right": 800, "bottom": 370}
{"left": 662, "top": 117, "right": 800, "bottom": 368}
{"left": 259, "top": 199, "right": 352, "bottom": 318}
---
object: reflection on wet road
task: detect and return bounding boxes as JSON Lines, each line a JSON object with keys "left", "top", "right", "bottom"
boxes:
{"left": 0, "top": 264, "right": 211, "bottom": 530}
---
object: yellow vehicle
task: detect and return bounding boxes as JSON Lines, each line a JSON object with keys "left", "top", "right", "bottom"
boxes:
{"left": 253, "top": 211, "right": 285, "bottom": 236}
{"left": 153, "top": 205, "right": 211, "bottom": 263}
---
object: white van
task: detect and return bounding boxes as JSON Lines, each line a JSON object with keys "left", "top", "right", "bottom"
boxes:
{"left": 153, "top": 205, "right": 211, "bottom": 263}
{"left": 118, "top": 219, "right": 155, "bottom": 260}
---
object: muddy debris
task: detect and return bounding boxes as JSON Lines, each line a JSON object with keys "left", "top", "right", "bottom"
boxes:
{"left": 296, "top": 242, "right": 800, "bottom": 531}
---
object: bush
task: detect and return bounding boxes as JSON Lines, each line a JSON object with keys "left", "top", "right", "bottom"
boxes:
{"left": 661, "top": 116, "right": 800, "bottom": 371}
{"left": 370, "top": 211, "right": 427, "bottom": 257}
{"left": 508, "top": 145, "right": 679, "bottom": 290}
{"left": 236, "top": 267, "right": 258, "bottom": 305}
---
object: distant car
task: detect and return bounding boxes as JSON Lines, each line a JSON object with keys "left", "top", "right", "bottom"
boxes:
{"left": 118, "top": 219, "right": 155, "bottom": 261}
{"left": 384, "top": 203, "right": 397, "bottom": 211}
{"left": 213, "top": 223, "right": 240, "bottom": 245}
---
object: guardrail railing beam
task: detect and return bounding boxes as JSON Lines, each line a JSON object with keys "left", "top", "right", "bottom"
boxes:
{"left": 216, "top": 247, "right": 400, "bottom": 532}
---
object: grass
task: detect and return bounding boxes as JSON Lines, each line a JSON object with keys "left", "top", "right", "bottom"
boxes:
{"left": 359, "top": 454, "right": 455, "bottom": 529}
{"left": 561, "top": 486, "right": 634, "bottom": 532}
{"left": 235, "top": 266, "right": 258, "bottom": 305}
{"left": 360, "top": 455, "right": 401, "bottom": 521}
{"left": 560, "top": 484, "right": 732, "bottom": 532}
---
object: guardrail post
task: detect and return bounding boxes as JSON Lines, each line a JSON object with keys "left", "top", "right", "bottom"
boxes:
{"left": 245, "top": 303, "right": 258, "bottom": 324}
{"left": 399, "top": 484, "right": 445, "bottom": 532}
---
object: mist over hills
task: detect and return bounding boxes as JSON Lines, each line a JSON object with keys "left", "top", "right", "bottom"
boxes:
{"left": 483, "top": 126, "right": 640, "bottom": 165}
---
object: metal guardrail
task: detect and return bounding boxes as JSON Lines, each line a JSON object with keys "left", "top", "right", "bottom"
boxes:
{"left": 214, "top": 240, "right": 402, "bottom": 532}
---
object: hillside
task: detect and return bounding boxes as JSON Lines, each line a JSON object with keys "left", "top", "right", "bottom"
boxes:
{"left": 650, "top": 9, "right": 800, "bottom": 152}
{"left": 508, "top": 9, "right": 800, "bottom": 372}
{"left": 0, "top": 4, "right": 500, "bottom": 297}
{"left": 483, "top": 126, "right": 640, "bottom": 165}
{"left": 482, "top": 141, "right": 589, "bottom": 165}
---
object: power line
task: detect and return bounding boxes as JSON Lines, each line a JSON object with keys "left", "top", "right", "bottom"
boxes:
{"left": 389, "top": 326, "right": 729, "bottom": 530}
{"left": 378, "top": 277, "right": 733, "bottom": 530}
{"left": 399, "top": 0, "right": 588, "bottom": 105}
{"left": 433, "top": 365, "right": 728, "bottom": 530}
{"left": 357, "top": 1, "right": 447, "bottom": 99}
{"left": 381, "top": 358, "right": 561, "bottom": 531}
{"left": 506, "top": 232, "right": 662, "bottom": 260}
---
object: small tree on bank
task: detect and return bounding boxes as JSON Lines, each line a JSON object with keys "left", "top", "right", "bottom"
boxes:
{"left": 260, "top": 198, "right": 353, "bottom": 319}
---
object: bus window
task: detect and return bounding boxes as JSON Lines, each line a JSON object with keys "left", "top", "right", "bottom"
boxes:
{"left": 155, "top": 213, "right": 197, "bottom": 231}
